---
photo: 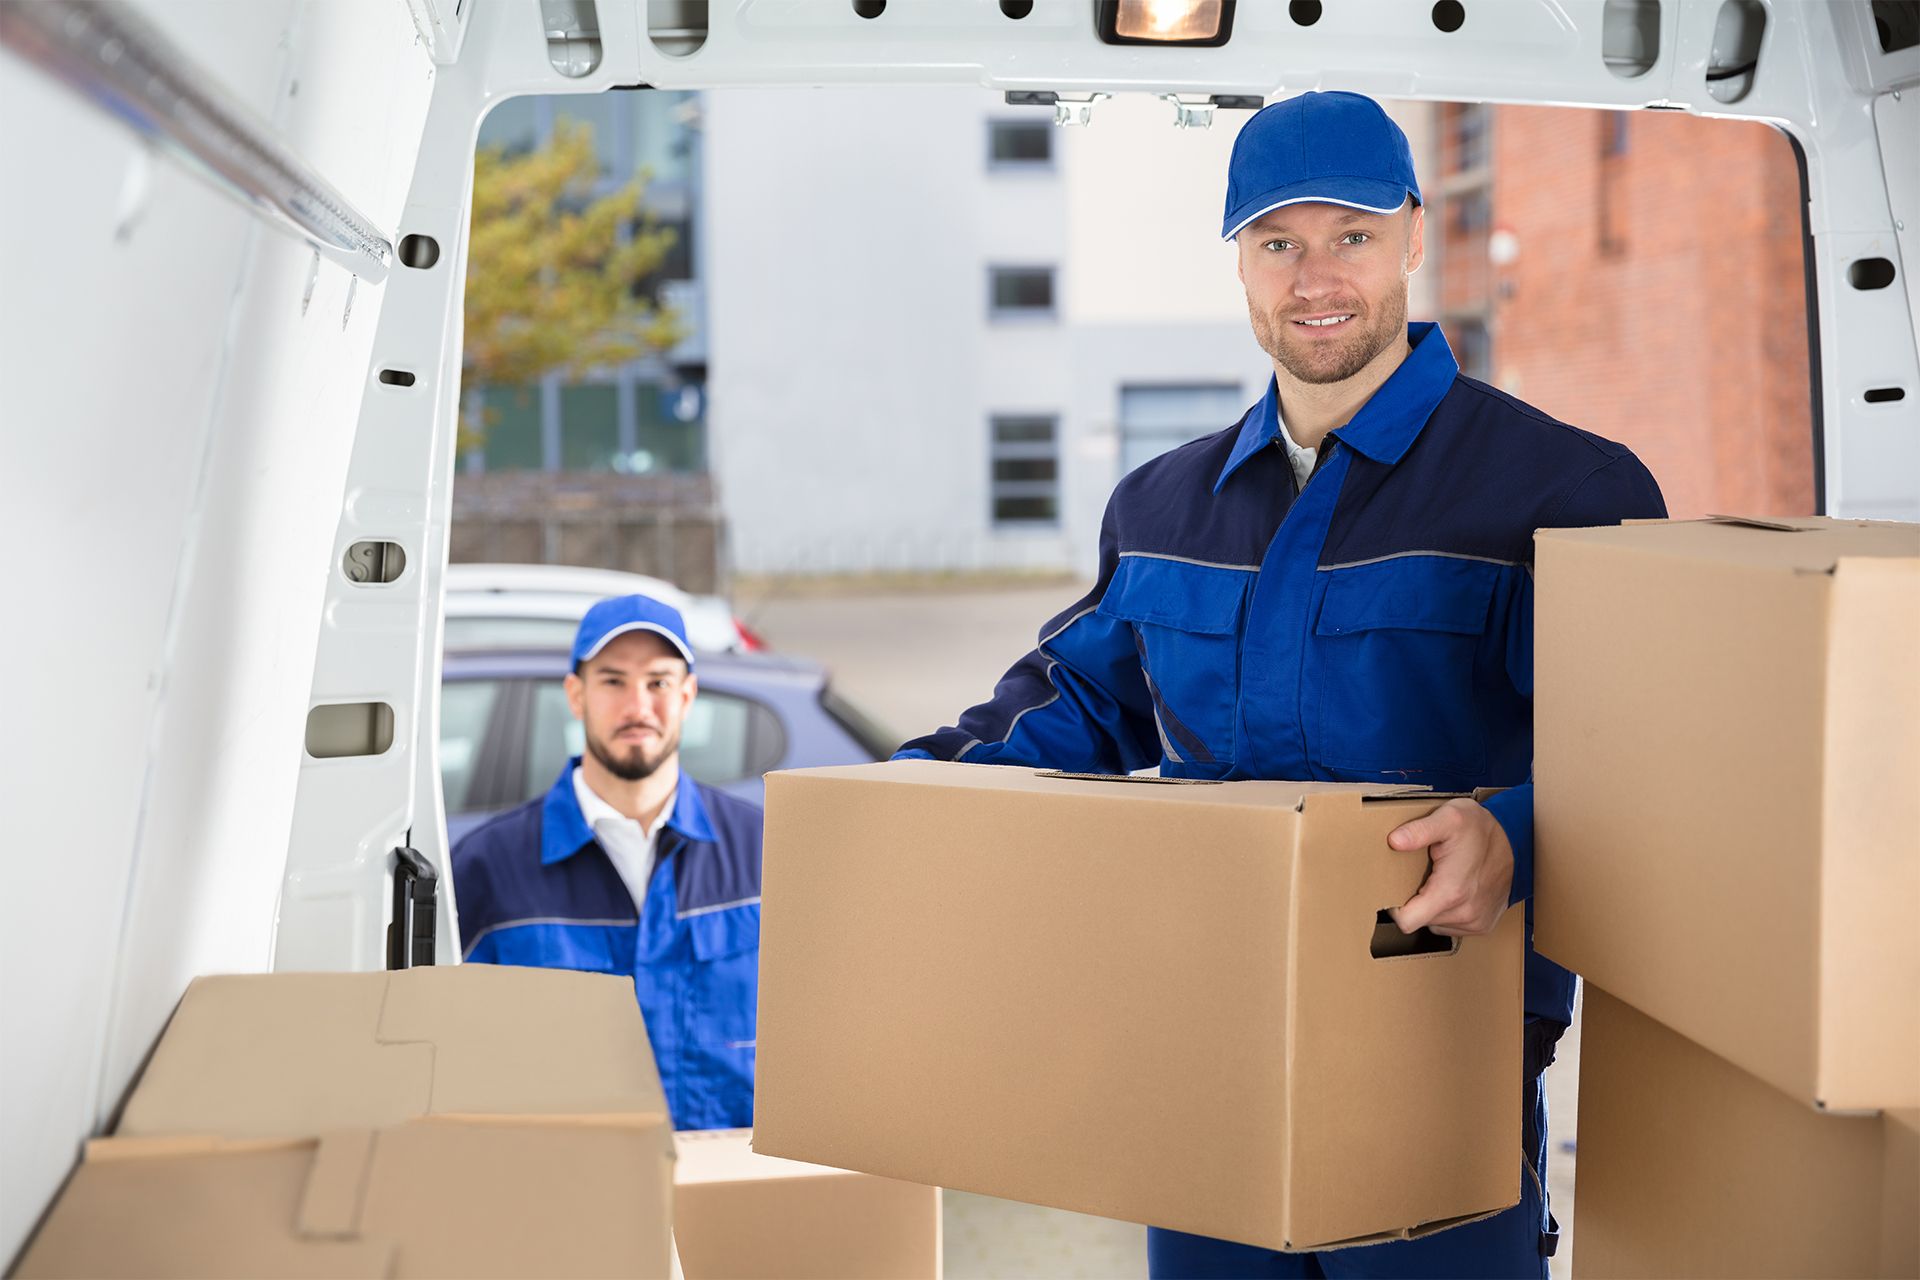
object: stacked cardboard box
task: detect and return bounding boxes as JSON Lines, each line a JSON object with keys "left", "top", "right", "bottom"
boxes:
{"left": 1532, "top": 515, "right": 1920, "bottom": 1277}
{"left": 754, "top": 760, "right": 1526, "bottom": 1252}
{"left": 14, "top": 965, "right": 677, "bottom": 1278}
{"left": 673, "top": 1129, "right": 940, "bottom": 1279}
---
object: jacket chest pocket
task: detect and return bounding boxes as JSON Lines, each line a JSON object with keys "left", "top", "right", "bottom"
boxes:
{"left": 686, "top": 903, "right": 760, "bottom": 1049}
{"left": 1096, "top": 555, "right": 1251, "bottom": 766}
{"left": 1309, "top": 559, "right": 1497, "bottom": 777}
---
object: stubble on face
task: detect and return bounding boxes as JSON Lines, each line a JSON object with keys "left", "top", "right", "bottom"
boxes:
{"left": 1247, "top": 279, "right": 1410, "bottom": 386}
{"left": 585, "top": 710, "right": 681, "bottom": 781}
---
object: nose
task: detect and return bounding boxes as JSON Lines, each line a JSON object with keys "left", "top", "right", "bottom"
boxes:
{"left": 1291, "top": 246, "right": 1346, "bottom": 302}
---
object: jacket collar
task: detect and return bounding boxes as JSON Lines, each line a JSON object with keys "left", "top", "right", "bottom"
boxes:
{"left": 1214, "top": 321, "right": 1458, "bottom": 493}
{"left": 540, "top": 756, "right": 717, "bottom": 866}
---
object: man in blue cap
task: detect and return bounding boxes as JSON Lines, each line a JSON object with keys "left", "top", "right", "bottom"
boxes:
{"left": 898, "top": 92, "right": 1666, "bottom": 1277}
{"left": 452, "top": 594, "right": 765, "bottom": 1131}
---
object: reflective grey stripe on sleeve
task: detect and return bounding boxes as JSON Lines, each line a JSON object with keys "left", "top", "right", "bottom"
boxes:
{"left": 677, "top": 895, "right": 761, "bottom": 920}
{"left": 1316, "top": 549, "right": 1525, "bottom": 571}
{"left": 1119, "top": 551, "right": 1261, "bottom": 573}
{"left": 996, "top": 659, "right": 1063, "bottom": 747}
{"left": 462, "top": 915, "right": 638, "bottom": 959}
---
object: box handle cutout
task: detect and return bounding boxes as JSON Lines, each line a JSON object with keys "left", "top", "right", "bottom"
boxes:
{"left": 1370, "top": 909, "right": 1457, "bottom": 959}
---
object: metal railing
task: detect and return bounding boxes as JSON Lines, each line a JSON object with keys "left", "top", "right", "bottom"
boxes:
{"left": 1, "top": 0, "right": 394, "bottom": 282}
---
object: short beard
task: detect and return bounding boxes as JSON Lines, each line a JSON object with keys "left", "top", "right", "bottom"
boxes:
{"left": 586, "top": 723, "right": 680, "bottom": 782}
{"left": 1249, "top": 286, "right": 1409, "bottom": 386}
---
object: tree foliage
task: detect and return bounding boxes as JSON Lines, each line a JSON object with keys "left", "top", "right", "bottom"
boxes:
{"left": 462, "top": 119, "right": 684, "bottom": 448}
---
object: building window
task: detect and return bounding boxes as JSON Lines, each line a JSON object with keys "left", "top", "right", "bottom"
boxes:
{"left": 1448, "top": 186, "right": 1492, "bottom": 239}
{"left": 476, "top": 385, "right": 544, "bottom": 470}
{"left": 990, "top": 416, "right": 1061, "bottom": 526}
{"left": 1118, "top": 383, "right": 1244, "bottom": 475}
{"left": 1447, "top": 316, "right": 1492, "bottom": 382}
{"left": 1451, "top": 103, "right": 1490, "bottom": 174}
{"left": 560, "top": 382, "right": 621, "bottom": 470}
{"left": 989, "top": 119, "right": 1054, "bottom": 168}
{"left": 989, "top": 266, "right": 1057, "bottom": 319}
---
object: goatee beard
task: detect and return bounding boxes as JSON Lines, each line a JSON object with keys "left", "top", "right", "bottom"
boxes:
{"left": 1251, "top": 294, "right": 1407, "bottom": 386}
{"left": 587, "top": 728, "right": 676, "bottom": 781}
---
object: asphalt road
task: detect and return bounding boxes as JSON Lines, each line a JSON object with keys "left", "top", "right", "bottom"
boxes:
{"left": 740, "top": 580, "right": 1583, "bottom": 1280}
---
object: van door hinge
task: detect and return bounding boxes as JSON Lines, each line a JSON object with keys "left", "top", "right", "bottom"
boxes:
{"left": 386, "top": 847, "right": 438, "bottom": 969}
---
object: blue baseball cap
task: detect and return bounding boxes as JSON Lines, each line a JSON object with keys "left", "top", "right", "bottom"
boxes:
{"left": 572, "top": 594, "right": 696, "bottom": 671}
{"left": 1221, "top": 91, "right": 1422, "bottom": 242}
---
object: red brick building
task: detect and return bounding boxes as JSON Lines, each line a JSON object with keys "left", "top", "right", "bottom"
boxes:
{"left": 1430, "top": 104, "right": 1816, "bottom": 519}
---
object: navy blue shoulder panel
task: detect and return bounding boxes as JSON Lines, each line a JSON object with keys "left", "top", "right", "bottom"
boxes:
{"left": 449, "top": 799, "right": 637, "bottom": 949}
{"left": 1109, "top": 420, "right": 1294, "bottom": 565}
{"left": 672, "top": 781, "right": 764, "bottom": 915}
{"left": 1322, "top": 376, "right": 1664, "bottom": 568}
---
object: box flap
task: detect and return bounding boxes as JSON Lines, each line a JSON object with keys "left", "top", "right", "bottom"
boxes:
{"left": 681, "top": 1128, "right": 849, "bottom": 1185}
{"left": 777, "top": 759, "right": 1417, "bottom": 811}
{"left": 354, "top": 1121, "right": 676, "bottom": 1279}
{"left": 16, "top": 1123, "right": 677, "bottom": 1279}
{"left": 677, "top": 1131, "right": 939, "bottom": 1280}
{"left": 12, "top": 1140, "right": 394, "bottom": 1279}
{"left": 1543, "top": 515, "right": 1920, "bottom": 575}
{"left": 118, "top": 966, "right": 671, "bottom": 1141}
{"left": 297, "top": 1131, "right": 377, "bottom": 1237}
{"left": 118, "top": 972, "right": 433, "bottom": 1139}
{"left": 376, "top": 964, "right": 670, "bottom": 1122}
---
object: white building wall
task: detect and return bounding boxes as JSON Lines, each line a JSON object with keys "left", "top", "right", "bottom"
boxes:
{"left": 707, "top": 89, "right": 1436, "bottom": 579}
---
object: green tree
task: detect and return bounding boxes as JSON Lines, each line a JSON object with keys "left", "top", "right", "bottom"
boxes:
{"left": 462, "top": 118, "right": 684, "bottom": 452}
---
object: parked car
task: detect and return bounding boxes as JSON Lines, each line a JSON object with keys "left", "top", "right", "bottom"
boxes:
{"left": 441, "top": 646, "right": 895, "bottom": 843}
{"left": 444, "top": 562, "right": 765, "bottom": 655}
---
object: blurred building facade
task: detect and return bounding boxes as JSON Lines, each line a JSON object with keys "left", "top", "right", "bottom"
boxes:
{"left": 1452, "top": 105, "right": 1816, "bottom": 520}
{"left": 704, "top": 90, "right": 1436, "bottom": 579}
{"left": 457, "top": 90, "right": 1814, "bottom": 587}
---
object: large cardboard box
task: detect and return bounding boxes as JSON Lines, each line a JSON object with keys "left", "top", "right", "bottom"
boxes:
{"left": 1574, "top": 987, "right": 1919, "bottom": 1279}
{"left": 15, "top": 966, "right": 676, "bottom": 1278}
{"left": 674, "top": 1129, "right": 940, "bottom": 1279}
{"left": 753, "top": 761, "right": 1526, "bottom": 1252}
{"left": 1533, "top": 516, "right": 1920, "bottom": 1110}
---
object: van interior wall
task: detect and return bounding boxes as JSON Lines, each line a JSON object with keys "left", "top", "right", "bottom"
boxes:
{"left": 0, "top": 0, "right": 433, "bottom": 1262}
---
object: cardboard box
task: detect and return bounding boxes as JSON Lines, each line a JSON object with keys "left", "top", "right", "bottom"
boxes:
{"left": 674, "top": 1129, "right": 940, "bottom": 1279}
{"left": 1573, "top": 987, "right": 1919, "bottom": 1279}
{"left": 1533, "top": 516, "right": 1920, "bottom": 1110}
{"left": 15, "top": 966, "right": 676, "bottom": 1278}
{"left": 753, "top": 761, "right": 1526, "bottom": 1252}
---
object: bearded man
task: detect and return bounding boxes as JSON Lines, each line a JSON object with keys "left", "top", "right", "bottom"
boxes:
{"left": 896, "top": 92, "right": 1667, "bottom": 1278}
{"left": 453, "top": 593, "right": 764, "bottom": 1130}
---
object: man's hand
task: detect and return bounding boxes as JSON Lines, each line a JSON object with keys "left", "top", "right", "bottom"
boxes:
{"left": 1387, "top": 798, "right": 1514, "bottom": 937}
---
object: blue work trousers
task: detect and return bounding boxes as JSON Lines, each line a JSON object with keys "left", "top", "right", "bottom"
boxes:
{"left": 1148, "top": 1019, "right": 1564, "bottom": 1280}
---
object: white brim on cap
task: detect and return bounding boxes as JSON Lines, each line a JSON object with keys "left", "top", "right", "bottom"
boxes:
{"left": 579, "top": 621, "right": 696, "bottom": 668}
{"left": 1223, "top": 192, "right": 1412, "bottom": 242}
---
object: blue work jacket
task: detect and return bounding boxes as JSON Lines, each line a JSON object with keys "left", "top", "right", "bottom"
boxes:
{"left": 900, "top": 323, "right": 1666, "bottom": 1024}
{"left": 451, "top": 760, "right": 764, "bottom": 1130}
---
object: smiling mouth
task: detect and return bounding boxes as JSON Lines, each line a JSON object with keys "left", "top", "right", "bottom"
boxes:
{"left": 1293, "top": 314, "right": 1354, "bottom": 328}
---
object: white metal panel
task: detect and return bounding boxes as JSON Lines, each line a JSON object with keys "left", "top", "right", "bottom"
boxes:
{"left": 0, "top": 0, "right": 433, "bottom": 1265}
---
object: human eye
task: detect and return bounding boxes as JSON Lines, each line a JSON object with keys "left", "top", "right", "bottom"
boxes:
{"left": 1342, "top": 231, "right": 1371, "bottom": 246}
{"left": 1263, "top": 238, "right": 1294, "bottom": 252}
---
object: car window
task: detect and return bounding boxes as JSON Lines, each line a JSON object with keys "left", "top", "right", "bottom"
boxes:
{"left": 819, "top": 685, "right": 899, "bottom": 760}
{"left": 524, "top": 681, "right": 776, "bottom": 803}
{"left": 443, "top": 616, "right": 581, "bottom": 649}
{"left": 440, "top": 679, "right": 506, "bottom": 810}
